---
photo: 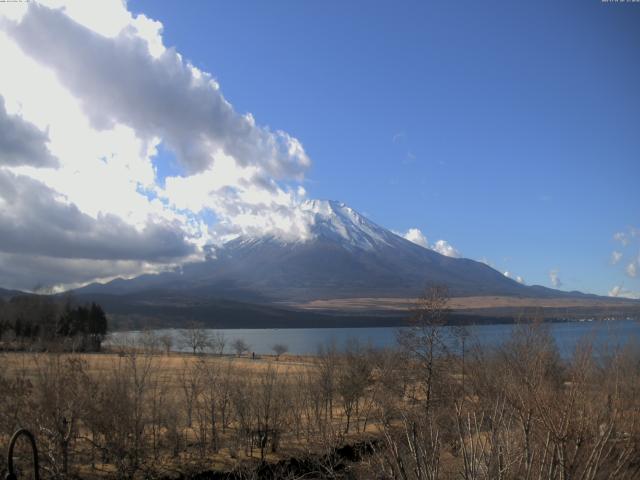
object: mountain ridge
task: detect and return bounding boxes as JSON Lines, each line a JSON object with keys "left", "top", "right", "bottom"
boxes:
{"left": 76, "top": 200, "right": 604, "bottom": 303}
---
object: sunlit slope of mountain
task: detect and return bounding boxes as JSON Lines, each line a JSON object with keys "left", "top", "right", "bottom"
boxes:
{"left": 77, "top": 200, "right": 562, "bottom": 301}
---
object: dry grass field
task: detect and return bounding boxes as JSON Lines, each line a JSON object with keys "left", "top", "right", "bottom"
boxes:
{"left": 296, "top": 295, "right": 640, "bottom": 312}
{"left": 2, "top": 350, "right": 317, "bottom": 388}
{"left": 1, "top": 348, "right": 383, "bottom": 479}
{"left": 2, "top": 313, "right": 640, "bottom": 479}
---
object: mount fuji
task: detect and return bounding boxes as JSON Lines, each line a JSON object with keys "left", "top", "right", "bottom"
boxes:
{"left": 78, "top": 200, "right": 562, "bottom": 302}
{"left": 72, "top": 200, "right": 640, "bottom": 327}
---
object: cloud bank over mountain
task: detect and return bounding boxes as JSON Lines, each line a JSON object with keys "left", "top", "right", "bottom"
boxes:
{"left": 0, "top": 0, "right": 317, "bottom": 290}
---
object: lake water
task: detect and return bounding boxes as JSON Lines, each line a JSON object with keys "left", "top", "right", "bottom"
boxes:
{"left": 109, "top": 319, "right": 640, "bottom": 358}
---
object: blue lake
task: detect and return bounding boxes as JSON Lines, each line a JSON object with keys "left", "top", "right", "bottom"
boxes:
{"left": 109, "top": 319, "right": 640, "bottom": 358}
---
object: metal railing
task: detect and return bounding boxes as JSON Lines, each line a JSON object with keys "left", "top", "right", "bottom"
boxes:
{"left": 4, "top": 429, "right": 39, "bottom": 480}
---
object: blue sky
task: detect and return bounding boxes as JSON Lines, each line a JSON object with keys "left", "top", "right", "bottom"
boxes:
{"left": 129, "top": 0, "right": 639, "bottom": 295}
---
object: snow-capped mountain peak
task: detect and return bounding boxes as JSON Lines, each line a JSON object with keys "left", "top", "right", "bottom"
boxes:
{"left": 300, "top": 199, "right": 396, "bottom": 251}
{"left": 77, "top": 198, "right": 539, "bottom": 302}
{"left": 223, "top": 199, "right": 403, "bottom": 252}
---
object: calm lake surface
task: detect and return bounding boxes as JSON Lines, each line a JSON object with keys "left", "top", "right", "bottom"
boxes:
{"left": 110, "top": 319, "right": 640, "bottom": 358}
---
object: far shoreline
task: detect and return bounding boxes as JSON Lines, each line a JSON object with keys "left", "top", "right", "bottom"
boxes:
{"left": 108, "top": 310, "right": 640, "bottom": 332}
{"left": 109, "top": 315, "right": 640, "bottom": 333}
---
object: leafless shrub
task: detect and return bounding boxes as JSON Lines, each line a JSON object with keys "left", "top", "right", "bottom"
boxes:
{"left": 179, "top": 322, "right": 211, "bottom": 355}
{"left": 209, "top": 330, "right": 227, "bottom": 355}
{"left": 232, "top": 338, "right": 250, "bottom": 357}
{"left": 337, "top": 339, "right": 374, "bottom": 434}
{"left": 159, "top": 333, "right": 173, "bottom": 355}
{"left": 272, "top": 343, "right": 288, "bottom": 360}
{"left": 138, "top": 329, "right": 160, "bottom": 354}
{"left": 31, "top": 354, "right": 86, "bottom": 477}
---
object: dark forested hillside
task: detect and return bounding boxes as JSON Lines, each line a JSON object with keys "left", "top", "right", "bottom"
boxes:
{"left": 0, "top": 294, "right": 107, "bottom": 351}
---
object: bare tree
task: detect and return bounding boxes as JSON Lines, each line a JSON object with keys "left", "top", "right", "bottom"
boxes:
{"left": 375, "top": 286, "right": 451, "bottom": 480}
{"left": 179, "top": 322, "right": 211, "bottom": 355}
{"left": 194, "top": 357, "right": 229, "bottom": 453}
{"left": 32, "top": 354, "right": 87, "bottom": 477}
{"left": 272, "top": 343, "right": 288, "bottom": 360}
{"left": 79, "top": 351, "right": 159, "bottom": 479}
{"left": 159, "top": 334, "right": 173, "bottom": 356}
{"left": 315, "top": 340, "right": 340, "bottom": 445}
{"left": 138, "top": 329, "right": 159, "bottom": 354}
{"left": 337, "top": 339, "right": 373, "bottom": 433}
{"left": 231, "top": 338, "right": 250, "bottom": 357}
{"left": 398, "top": 285, "right": 450, "bottom": 413}
{"left": 208, "top": 330, "right": 227, "bottom": 356}
{"left": 178, "top": 358, "right": 201, "bottom": 428}
{"left": 251, "top": 365, "right": 289, "bottom": 460}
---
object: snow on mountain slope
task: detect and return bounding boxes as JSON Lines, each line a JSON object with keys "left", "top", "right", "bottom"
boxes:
{"left": 300, "top": 200, "right": 397, "bottom": 251}
{"left": 175, "top": 200, "right": 536, "bottom": 300}
{"left": 226, "top": 199, "right": 403, "bottom": 253}
{"left": 76, "top": 200, "right": 553, "bottom": 301}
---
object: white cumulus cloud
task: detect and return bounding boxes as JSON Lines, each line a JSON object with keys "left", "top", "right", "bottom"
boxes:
{"left": 399, "top": 228, "right": 461, "bottom": 258}
{"left": 609, "top": 227, "right": 640, "bottom": 292}
{"left": 402, "top": 228, "right": 429, "bottom": 248}
{"left": 432, "top": 239, "right": 461, "bottom": 258}
{"left": 549, "top": 269, "right": 562, "bottom": 288}
{"left": 608, "top": 285, "right": 640, "bottom": 300}
{"left": 503, "top": 271, "right": 525, "bottom": 284}
{"left": 627, "top": 261, "right": 638, "bottom": 278}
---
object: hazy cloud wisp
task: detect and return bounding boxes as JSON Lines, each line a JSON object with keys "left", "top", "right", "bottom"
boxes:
{"left": 549, "top": 269, "right": 562, "bottom": 288}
